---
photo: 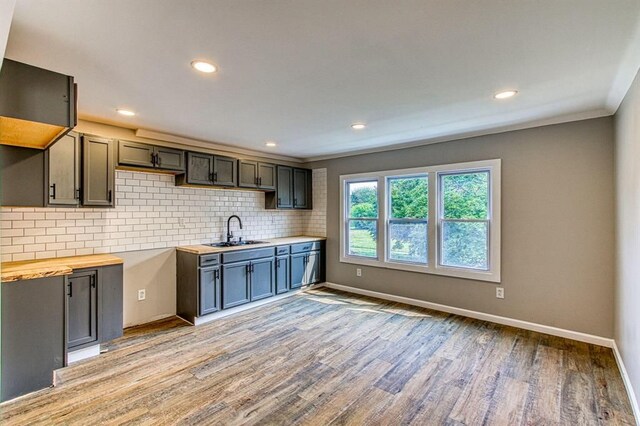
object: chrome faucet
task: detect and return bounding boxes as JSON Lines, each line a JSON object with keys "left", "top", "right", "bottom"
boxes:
{"left": 226, "top": 215, "right": 243, "bottom": 243}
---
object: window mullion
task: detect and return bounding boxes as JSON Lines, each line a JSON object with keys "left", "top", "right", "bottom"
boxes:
{"left": 428, "top": 172, "right": 437, "bottom": 269}
{"left": 378, "top": 176, "right": 386, "bottom": 262}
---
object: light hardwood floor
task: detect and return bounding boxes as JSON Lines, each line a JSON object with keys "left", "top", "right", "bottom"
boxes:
{"left": 0, "top": 288, "right": 635, "bottom": 425}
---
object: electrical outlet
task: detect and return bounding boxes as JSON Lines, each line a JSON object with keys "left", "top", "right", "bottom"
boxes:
{"left": 496, "top": 287, "right": 504, "bottom": 299}
{"left": 356, "top": 268, "right": 362, "bottom": 277}
{"left": 138, "top": 289, "right": 146, "bottom": 301}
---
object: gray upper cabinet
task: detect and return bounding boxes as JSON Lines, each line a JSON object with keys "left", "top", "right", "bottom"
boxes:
{"left": 213, "top": 155, "right": 237, "bottom": 187}
{"left": 47, "top": 132, "right": 80, "bottom": 206}
{"left": 67, "top": 270, "right": 98, "bottom": 350}
{"left": 185, "top": 152, "right": 214, "bottom": 186}
{"left": 258, "top": 163, "right": 276, "bottom": 190}
{"left": 293, "top": 168, "right": 311, "bottom": 209}
{"left": 238, "top": 160, "right": 259, "bottom": 188}
{"left": 118, "top": 140, "right": 155, "bottom": 168}
{"left": 239, "top": 160, "right": 276, "bottom": 190}
{"left": 118, "top": 140, "right": 185, "bottom": 172}
{"left": 155, "top": 146, "right": 185, "bottom": 171}
{"left": 0, "top": 145, "right": 46, "bottom": 207}
{"left": 276, "top": 166, "right": 293, "bottom": 208}
{"left": 266, "top": 166, "right": 312, "bottom": 210}
{"left": 82, "top": 136, "right": 115, "bottom": 207}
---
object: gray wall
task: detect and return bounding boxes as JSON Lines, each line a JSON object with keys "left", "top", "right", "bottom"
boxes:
{"left": 308, "top": 117, "right": 615, "bottom": 338}
{"left": 115, "top": 248, "right": 176, "bottom": 328}
{"left": 615, "top": 69, "right": 640, "bottom": 409}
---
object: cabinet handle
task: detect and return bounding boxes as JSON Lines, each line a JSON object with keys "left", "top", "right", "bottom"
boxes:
{"left": 213, "top": 172, "right": 218, "bottom": 183}
{"left": 75, "top": 188, "right": 81, "bottom": 200}
{"left": 50, "top": 183, "right": 56, "bottom": 199}
{"left": 293, "top": 198, "right": 297, "bottom": 207}
{"left": 276, "top": 258, "right": 280, "bottom": 267}
{"left": 246, "top": 264, "right": 251, "bottom": 274}
{"left": 108, "top": 190, "right": 113, "bottom": 203}
{"left": 251, "top": 263, "right": 255, "bottom": 273}
{"left": 67, "top": 282, "right": 72, "bottom": 297}
{"left": 91, "top": 275, "right": 96, "bottom": 288}
{"left": 259, "top": 177, "right": 262, "bottom": 186}
{"left": 215, "top": 269, "right": 220, "bottom": 280}
{"left": 277, "top": 197, "right": 281, "bottom": 205}
{"left": 151, "top": 153, "right": 156, "bottom": 166}
{"left": 156, "top": 153, "right": 161, "bottom": 167}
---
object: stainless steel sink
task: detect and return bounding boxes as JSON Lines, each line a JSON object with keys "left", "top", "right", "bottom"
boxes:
{"left": 207, "top": 240, "right": 267, "bottom": 248}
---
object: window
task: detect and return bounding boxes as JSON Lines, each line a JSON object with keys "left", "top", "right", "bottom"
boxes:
{"left": 387, "top": 175, "right": 428, "bottom": 264}
{"left": 346, "top": 180, "right": 378, "bottom": 258}
{"left": 340, "top": 159, "right": 501, "bottom": 282}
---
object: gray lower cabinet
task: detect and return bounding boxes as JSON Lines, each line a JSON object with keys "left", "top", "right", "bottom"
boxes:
{"left": 290, "top": 242, "right": 324, "bottom": 288}
{"left": 250, "top": 257, "right": 275, "bottom": 300}
{"left": 275, "top": 255, "right": 290, "bottom": 294}
{"left": 1, "top": 276, "right": 65, "bottom": 402}
{"left": 67, "top": 270, "right": 98, "bottom": 349}
{"left": 67, "top": 265, "right": 124, "bottom": 350}
{"left": 199, "top": 265, "right": 221, "bottom": 316}
{"left": 222, "top": 261, "right": 251, "bottom": 309}
{"left": 177, "top": 242, "right": 323, "bottom": 324}
{"left": 47, "top": 132, "right": 80, "bottom": 206}
{"left": 82, "top": 136, "right": 115, "bottom": 207}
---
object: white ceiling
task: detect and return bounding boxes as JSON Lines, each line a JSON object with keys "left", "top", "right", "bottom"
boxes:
{"left": 6, "top": 0, "right": 640, "bottom": 160}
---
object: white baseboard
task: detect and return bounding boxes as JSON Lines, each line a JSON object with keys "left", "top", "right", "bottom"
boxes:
{"left": 67, "top": 344, "right": 101, "bottom": 364}
{"left": 191, "top": 283, "right": 324, "bottom": 326}
{"left": 324, "top": 282, "right": 614, "bottom": 348}
{"left": 612, "top": 342, "right": 640, "bottom": 425}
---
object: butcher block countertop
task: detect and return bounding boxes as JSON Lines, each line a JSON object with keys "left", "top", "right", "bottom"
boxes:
{"left": 1, "top": 254, "right": 124, "bottom": 283}
{"left": 177, "top": 236, "right": 326, "bottom": 255}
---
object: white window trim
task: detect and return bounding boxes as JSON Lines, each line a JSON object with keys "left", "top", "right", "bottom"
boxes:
{"left": 339, "top": 159, "right": 501, "bottom": 283}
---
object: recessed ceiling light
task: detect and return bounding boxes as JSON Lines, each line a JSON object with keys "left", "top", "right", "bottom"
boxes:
{"left": 494, "top": 90, "right": 518, "bottom": 99}
{"left": 191, "top": 60, "right": 217, "bottom": 73}
{"left": 265, "top": 141, "right": 277, "bottom": 147}
{"left": 351, "top": 123, "right": 366, "bottom": 130}
{"left": 116, "top": 109, "right": 136, "bottom": 116}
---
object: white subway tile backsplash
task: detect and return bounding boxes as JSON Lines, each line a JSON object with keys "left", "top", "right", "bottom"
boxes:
{"left": 1, "top": 169, "right": 327, "bottom": 261}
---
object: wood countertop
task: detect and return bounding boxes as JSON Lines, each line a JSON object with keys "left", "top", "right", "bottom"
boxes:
{"left": 177, "top": 236, "right": 326, "bottom": 255}
{"left": 1, "top": 254, "right": 124, "bottom": 283}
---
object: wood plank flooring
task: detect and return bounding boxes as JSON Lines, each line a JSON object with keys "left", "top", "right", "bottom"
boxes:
{"left": 0, "top": 288, "right": 635, "bottom": 425}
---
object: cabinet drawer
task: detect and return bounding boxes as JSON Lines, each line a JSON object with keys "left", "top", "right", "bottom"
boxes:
{"left": 275, "top": 245, "right": 290, "bottom": 255}
{"left": 290, "top": 241, "right": 322, "bottom": 254}
{"left": 199, "top": 254, "right": 220, "bottom": 266}
{"left": 222, "top": 247, "right": 275, "bottom": 264}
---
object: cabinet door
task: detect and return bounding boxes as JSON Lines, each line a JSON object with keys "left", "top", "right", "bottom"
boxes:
{"left": 238, "top": 160, "right": 259, "bottom": 188}
{"left": 155, "top": 146, "right": 185, "bottom": 171}
{"left": 222, "top": 261, "right": 250, "bottom": 309}
{"left": 117, "top": 140, "right": 155, "bottom": 168}
{"left": 1, "top": 276, "right": 65, "bottom": 402}
{"left": 306, "top": 251, "right": 321, "bottom": 285}
{"left": 275, "top": 255, "right": 290, "bottom": 294}
{"left": 250, "top": 258, "right": 275, "bottom": 301}
{"left": 290, "top": 253, "right": 306, "bottom": 289}
{"left": 277, "top": 166, "right": 293, "bottom": 208}
{"left": 187, "top": 152, "right": 214, "bottom": 185}
{"left": 213, "top": 155, "right": 237, "bottom": 187}
{"left": 199, "top": 266, "right": 221, "bottom": 316}
{"left": 258, "top": 163, "right": 276, "bottom": 190}
{"left": 47, "top": 132, "right": 79, "bottom": 206}
{"left": 67, "top": 270, "right": 98, "bottom": 349}
{"left": 99, "top": 264, "right": 123, "bottom": 342}
{"left": 82, "top": 136, "right": 114, "bottom": 207}
{"left": 293, "top": 168, "right": 310, "bottom": 209}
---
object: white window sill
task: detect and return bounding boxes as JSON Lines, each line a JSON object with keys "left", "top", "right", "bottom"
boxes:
{"left": 339, "top": 256, "right": 501, "bottom": 283}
